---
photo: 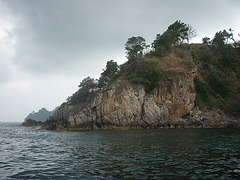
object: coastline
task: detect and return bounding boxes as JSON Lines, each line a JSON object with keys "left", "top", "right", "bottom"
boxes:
{"left": 22, "top": 108, "right": 240, "bottom": 130}
{"left": 39, "top": 111, "right": 240, "bottom": 131}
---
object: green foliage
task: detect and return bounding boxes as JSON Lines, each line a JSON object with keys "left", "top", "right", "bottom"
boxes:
{"left": 125, "top": 36, "right": 146, "bottom": 61}
{"left": 167, "top": 20, "right": 189, "bottom": 45}
{"left": 212, "top": 29, "right": 234, "bottom": 48}
{"left": 98, "top": 60, "right": 119, "bottom": 88}
{"left": 194, "top": 77, "right": 210, "bottom": 105}
{"left": 202, "top": 36, "right": 211, "bottom": 45}
{"left": 212, "top": 29, "right": 236, "bottom": 68}
{"left": 78, "top": 77, "right": 97, "bottom": 90}
{"left": 65, "top": 22, "right": 240, "bottom": 117}
{"left": 221, "top": 44, "right": 237, "bottom": 68}
{"left": 185, "top": 59, "right": 195, "bottom": 69}
{"left": 152, "top": 33, "right": 173, "bottom": 56}
{"left": 200, "top": 51, "right": 213, "bottom": 69}
{"left": 152, "top": 20, "right": 189, "bottom": 56}
{"left": 201, "top": 52, "right": 213, "bottom": 63}
{"left": 227, "top": 101, "right": 240, "bottom": 116}
{"left": 209, "top": 72, "right": 229, "bottom": 98}
{"left": 212, "top": 31, "right": 225, "bottom": 48}
{"left": 68, "top": 77, "right": 97, "bottom": 105}
{"left": 179, "top": 43, "right": 191, "bottom": 50}
{"left": 195, "top": 29, "right": 240, "bottom": 114}
{"left": 191, "top": 48, "right": 198, "bottom": 60}
{"left": 212, "top": 94, "right": 226, "bottom": 109}
{"left": 126, "top": 60, "right": 166, "bottom": 93}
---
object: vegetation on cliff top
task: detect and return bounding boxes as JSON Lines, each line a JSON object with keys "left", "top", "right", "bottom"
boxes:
{"left": 193, "top": 29, "right": 240, "bottom": 116}
{"left": 66, "top": 20, "right": 240, "bottom": 117}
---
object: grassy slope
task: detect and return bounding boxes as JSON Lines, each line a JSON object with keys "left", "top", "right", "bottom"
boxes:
{"left": 185, "top": 44, "right": 240, "bottom": 116}
{"left": 119, "top": 43, "right": 240, "bottom": 117}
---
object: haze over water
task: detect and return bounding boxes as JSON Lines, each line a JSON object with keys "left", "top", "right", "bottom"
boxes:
{"left": 0, "top": 122, "right": 240, "bottom": 179}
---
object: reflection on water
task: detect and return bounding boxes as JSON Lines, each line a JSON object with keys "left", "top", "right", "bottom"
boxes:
{"left": 0, "top": 122, "right": 240, "bottom": 179}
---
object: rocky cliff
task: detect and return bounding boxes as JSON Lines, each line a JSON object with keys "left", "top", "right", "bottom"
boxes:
{"left": 42, "top": 72, "right": 198, "bottom": 130}
{"left": 22, "top": 118, "right": 43, "bottom": 126}
{"left": 40, "top": 31, "right": 240, "bottom": 130}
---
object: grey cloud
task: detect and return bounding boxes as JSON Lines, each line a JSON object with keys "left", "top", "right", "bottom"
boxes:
{"left": 4, "top": 0, "right": 131, "bottom": 75}
{"left": 0, "top": 67, "right": 10, "bottom": 83}
{"left": 2, "top": 0, "right": 240, "bottom": 76}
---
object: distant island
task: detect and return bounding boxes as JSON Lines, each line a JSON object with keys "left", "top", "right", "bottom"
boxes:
{"left": 22, "top": 107, "right": 57, "bottom": 126}
{"left": 31, "top": 20, "right": 239, "bottom": 130}
{"left": 24, "top": 108, "right": 53, "bottom": 122}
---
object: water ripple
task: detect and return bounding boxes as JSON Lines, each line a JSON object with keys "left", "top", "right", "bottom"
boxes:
{"left": 1, "top": 123, "right": 240, "bottom": 179}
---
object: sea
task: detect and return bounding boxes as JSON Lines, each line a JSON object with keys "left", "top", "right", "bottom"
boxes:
{"left": 0, "top": 122, "right": 240, "bottom": 179}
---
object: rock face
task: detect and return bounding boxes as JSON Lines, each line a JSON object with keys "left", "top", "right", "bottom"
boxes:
{"left": 22, "top": 119, "right": 43, "bottom": 126}
{"left": 190, "top": 108, "right": 240, "bottom": 128}
{"left": 42, "top": 75, "right": 197, "bottom": 130}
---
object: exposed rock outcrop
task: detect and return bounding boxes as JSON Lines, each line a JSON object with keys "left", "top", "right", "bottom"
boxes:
{"left": 190, "top": 108, "right": 240, "bottom": 128}
{"left": 22, "top": 118, "right": 43, "bottom": 126}
{"left": 42, "top": 74, "right": 197, "bottom": 130}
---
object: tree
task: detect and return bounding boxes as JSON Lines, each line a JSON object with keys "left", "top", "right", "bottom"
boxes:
{"left": 125, "top": 36, "right": 146, "bottom": 61}
{"left": 235, "top": 33, "right": 240, "bottom": 48}
{"left": 78, "top": 76, "right": 97, "bottom": 92}
{"left": 212, "top": 29, "right": 234, "bottom": 47}
{"left": 152, "top": 20, "right": 189, "bottom": 56}
{"left": 167, "top": 20, "right": 189, "bottom": 45}
{"left": 202, "top": 36, "right": 211, "bottom": 45}
{"left": 68, "top": 77, "right": 98, "bottom": 104}
{"left": 127, "top": 60, "right": 166, "bottom": 93}
{"left": 212, "top": 31, "right": 225, "bottom": 48}
{"left": 212, "top": 29, "right": 236, "bottom": 67}
{"left": 152, "top": 33, "right": 172, "bottom": 56}
{"left": 187, "top": 24, "right": 197, "bottom": 44}
{"left": 98, "top": 60, "right": 119, "bottom": 88}
{"left": 209, "top": 72, "right": 229, "bottom": 98}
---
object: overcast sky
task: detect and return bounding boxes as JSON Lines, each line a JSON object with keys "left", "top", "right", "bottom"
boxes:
{"left": 0, "top": 0, "right": 240, "bottom": 122}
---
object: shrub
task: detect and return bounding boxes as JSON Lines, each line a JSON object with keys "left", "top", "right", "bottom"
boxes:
{"left": 194, "top": 77, "right": 210, "bottom": 103}
{"left": 194, "top": 77, "right": 211, "bottom": 109}
{"left": 127, "top": 60, "right": 166, "bottom": 93}
{"left": 68, "top": 77, "right": 97, "bottom": 105}
{"left": 227, "top": 101, "right": 240, "bottom": 116}
{"left": 209, "top": 72, "right": 229, "bottom": 98}
{"left": 211, "top": 93, "right": 226, "bottom": 109}
{"left": 185, "top": 59, "right": 195, "bottom": 69}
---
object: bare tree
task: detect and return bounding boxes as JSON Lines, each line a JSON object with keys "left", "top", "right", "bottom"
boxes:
{"left": 187, "top": 24, "right": 197, "bottom": 44}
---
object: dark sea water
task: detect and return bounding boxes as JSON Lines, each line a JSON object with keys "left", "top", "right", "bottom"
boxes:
{"left": 0, "top": 122, "right": 240, "bottom": 179}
